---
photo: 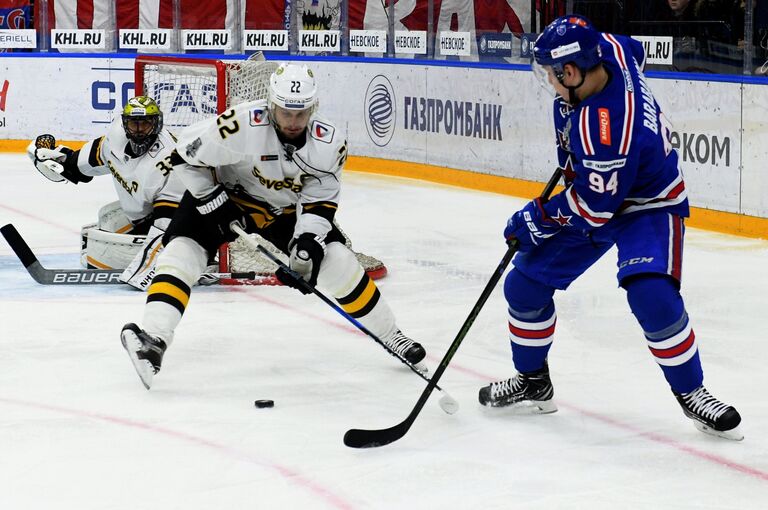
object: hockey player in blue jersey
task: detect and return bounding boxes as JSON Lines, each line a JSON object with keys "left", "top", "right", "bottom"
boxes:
{"left": 478, "top": 15, "right": 742, "bottom": 440}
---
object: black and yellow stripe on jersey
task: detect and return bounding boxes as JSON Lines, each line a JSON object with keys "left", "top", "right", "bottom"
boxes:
{"left": 88, "top": 136, "right": 106, "bottom": 167}
{"left": 146, "top": 274, "right": 191, "bottom": 315}
{"left": 152, "top": 199, "right": 179, "bottom": 222}
{"left": 303, "top": 201, "right": 337, "bottom": 223}
{"left": 336, "top": 274, "right": 380, "bottom": 319}
{"left": 230, "top": 194, "right": 296, "bottom": 229}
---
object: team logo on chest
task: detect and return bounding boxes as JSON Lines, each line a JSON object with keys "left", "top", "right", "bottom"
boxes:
{"left": 107, "top": 160, "right": 139, "bottom": 194}
{"left": 251, "top": 166, "right": 303, "bottom": 193}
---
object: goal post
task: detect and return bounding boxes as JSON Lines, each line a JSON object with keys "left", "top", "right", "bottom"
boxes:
{"left": 135, "top": 55, "right": 229, "bottom": 129}
{"left": 132, "top": 54, "right": 387, "bottom": 284}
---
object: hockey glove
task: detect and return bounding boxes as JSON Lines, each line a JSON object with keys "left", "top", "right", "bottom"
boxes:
{"left": 26, "top": 135, "right": 92, "bottom": 184}
{"left": 274, "top": 267, "right": 311, "bottom": 295}
{"left": 287, "top": 233, "right": 326, "bottom": 287}
{"left": 195, "top": 185, "right": 251, "bottom": 243}
{"left": 504, "top": 198, "right": 562, "bottom": 252}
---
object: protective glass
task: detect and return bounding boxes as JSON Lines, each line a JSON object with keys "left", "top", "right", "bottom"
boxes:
{"left": 532, "top": 61, "right": 559, "bottom": 98}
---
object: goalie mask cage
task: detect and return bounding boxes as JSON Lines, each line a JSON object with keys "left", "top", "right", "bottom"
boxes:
{"left": 134, "top": 55, "right": 386, "bottom": 285}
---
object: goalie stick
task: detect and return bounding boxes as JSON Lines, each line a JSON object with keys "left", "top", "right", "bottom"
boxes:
{"left": 1, "top": 223, "right": 262, "bottom": 285}
{"left": 231, "top": 223, "right": 459, "bottom": 415}
{"left": 343, "top": 167, "right": 563, "bottom": 449}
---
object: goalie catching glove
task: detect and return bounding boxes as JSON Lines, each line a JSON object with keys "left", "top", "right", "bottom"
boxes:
{"left": 26, "top": 134, "right": 92, "bottom": 184}
{"left": 195, "top": 185, "right": 252, "bottom": 243}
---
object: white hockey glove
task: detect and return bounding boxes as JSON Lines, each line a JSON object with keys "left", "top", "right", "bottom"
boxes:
{"left": 119, "top": 225, "right": 165, "bottom": 291}
{"left": 286, "top": 233, "right": 326, "bottom": 287}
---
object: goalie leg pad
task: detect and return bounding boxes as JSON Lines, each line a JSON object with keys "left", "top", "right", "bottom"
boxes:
{"left": 97, "top": 201, "right": 132, "bottom": 232}
{"left": 318, "top": 242, "right": 397, "bottom": 339}
{"left": 142, "top": 236, "right": 208, "bottom": 344}
{"left": 120, "top": 225, "right": 166, "bottom": 291}
{"left": 82, "top": 226, "right": 146, "bottom": 269}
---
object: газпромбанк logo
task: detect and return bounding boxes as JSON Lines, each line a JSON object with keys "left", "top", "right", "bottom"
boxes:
{"left": 364, "top": 75, "right": 396, "bottom": 147}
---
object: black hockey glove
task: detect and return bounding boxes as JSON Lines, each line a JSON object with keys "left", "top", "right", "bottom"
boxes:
{"left": 274, "top": 266, "right": 312, "bottom": 295}
{"left": 287, "top": 233, "right": 326, "bottom": 287}
{"left": 195, "top": 185, "right": 251, "bottom": 243}
{"left": 56, "top": 147, "right": 94, "bottom": 184}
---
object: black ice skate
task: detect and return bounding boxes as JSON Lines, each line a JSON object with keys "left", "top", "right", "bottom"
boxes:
{"left": 479, "top": 362, "right": 557, "bottom": 414}
{"left": 120, "top": 323, "right": 167, "bottom": 390}
{"left": 673, "top": 385, "right": 743, "bottom": 440}
{"left": 384, "top": 329, "right": 426, "bottom": 365}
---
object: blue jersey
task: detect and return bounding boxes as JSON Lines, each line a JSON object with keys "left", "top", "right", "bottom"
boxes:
{"left": 542, "top": 33, "right": 688, "bottom": 231}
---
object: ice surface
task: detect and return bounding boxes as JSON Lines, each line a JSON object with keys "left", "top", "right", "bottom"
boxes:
{"left": 1, "top": 153, "right": 766, "bottom": 509}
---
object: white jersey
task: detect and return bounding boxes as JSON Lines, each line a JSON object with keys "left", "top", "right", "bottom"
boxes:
{"left": 76, "top": 119, "right": 187, "bottom": 226}
{"left": 175, "top": 99, "right": 348, "bottom": 239}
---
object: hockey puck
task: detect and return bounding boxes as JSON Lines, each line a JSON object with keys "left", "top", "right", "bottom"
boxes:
{"left": 254, "top": 399, "right": 274, "bottom": 408}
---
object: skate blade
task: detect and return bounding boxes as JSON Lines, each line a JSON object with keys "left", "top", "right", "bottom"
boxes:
{"left": 487, "top": 399, "right": 558, "bottom": 415}
{"left": 120, "top": 330, "right": 155, "bottom": 390}
{"left": 693, "top": 421, "right": 744, "bottom": 441}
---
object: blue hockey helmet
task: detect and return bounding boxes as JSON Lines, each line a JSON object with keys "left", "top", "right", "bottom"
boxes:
{"left": 533, "top": 15, "right": 602, "bottom": 85}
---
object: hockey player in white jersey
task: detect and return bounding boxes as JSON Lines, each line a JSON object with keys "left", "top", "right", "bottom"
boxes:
{"left": 27, "top": 96, "right": 187, "bottom": 286}
{"left": 119, "top": 63, "right": 426, "bottom": 389}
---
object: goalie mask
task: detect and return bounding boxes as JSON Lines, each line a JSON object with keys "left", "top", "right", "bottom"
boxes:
{"left": 122, "top": 96, "right": 163, "bottom": 156}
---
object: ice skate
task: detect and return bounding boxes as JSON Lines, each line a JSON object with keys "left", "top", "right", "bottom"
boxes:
{"left": 674, "top": 385, "right": 743, "bottom": 440}
{"left": 384, "top": 329, "right": 426, "bottom": 365}
{"left": 479, "top": 362, "right": 557, "bottom": 414}
{"left": 120, "top": 323, "right": 167, "bottom": 390}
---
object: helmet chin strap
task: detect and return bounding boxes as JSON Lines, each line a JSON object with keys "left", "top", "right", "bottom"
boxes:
{"left": 557, "top": 66, "right": 587, "bottom": 106}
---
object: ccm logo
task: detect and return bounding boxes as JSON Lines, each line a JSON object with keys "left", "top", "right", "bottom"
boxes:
{"left": 598, "top": 108, "right": 611, "bottom": 145}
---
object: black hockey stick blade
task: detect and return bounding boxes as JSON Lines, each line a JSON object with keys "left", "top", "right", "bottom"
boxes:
{"left": 343, "top": 168, "right": 563, "bottom": 449}
{"left": 1, "top": 223, "right": 257, "bottom": 285}
{"left": 0, "top": 223, "right": 122, "bottom": 284}
{"left": 343, "top": 246, "right": 516, "bottom": 448}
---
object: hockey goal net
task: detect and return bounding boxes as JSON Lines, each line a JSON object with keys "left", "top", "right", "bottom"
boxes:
{"left": 134, "top": 54, "right": 386, "bottom": 284}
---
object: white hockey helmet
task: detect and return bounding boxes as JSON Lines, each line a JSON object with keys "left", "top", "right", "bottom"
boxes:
{"left": 268, "top": 63, "right": 318, "bottom": 112}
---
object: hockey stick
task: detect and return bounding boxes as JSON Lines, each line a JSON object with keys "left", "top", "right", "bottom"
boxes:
{"left": 343, "top": 167, "right": 563, "bottom": 448}
{"left": 231, "top": 223, "right": 459, "bottom": 415}
{"left": 1, "top": 223, "right": 262, "bottom": 285}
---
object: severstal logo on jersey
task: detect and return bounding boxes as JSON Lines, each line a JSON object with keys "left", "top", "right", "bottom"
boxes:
{"left": 310, "top": 120, "right": 335, "bottom": 143}
{"left": 107, "top": 160, "right": 139, "bottom": 194}
{"left": 250, "top": 108, "right": 269, "bottom": 127}
{"left": 598, "top": 108, "right": 611, "bottom": 145}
